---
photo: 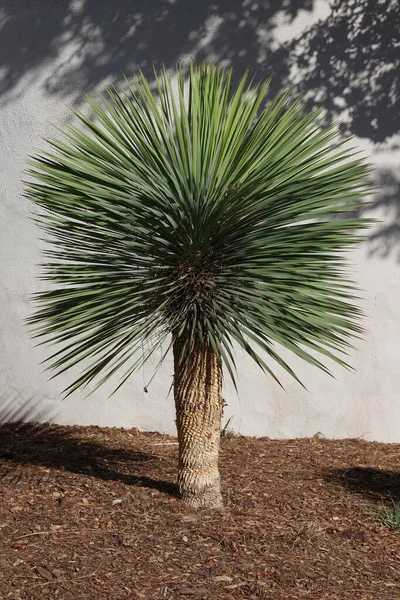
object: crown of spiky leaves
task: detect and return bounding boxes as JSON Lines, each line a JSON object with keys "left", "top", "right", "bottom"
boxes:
{"left": 26, "top": 64, "right": 372, "bottom": 397}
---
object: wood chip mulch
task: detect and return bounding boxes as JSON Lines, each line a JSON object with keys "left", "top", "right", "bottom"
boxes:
{"left": 0, "top": 423, "right": 399, "bottom": 600}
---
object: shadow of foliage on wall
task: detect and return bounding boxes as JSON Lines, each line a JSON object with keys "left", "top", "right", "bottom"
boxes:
{"left": 1, "top": 0, "right": 398, "bottom": 142}
{"left": 0, "top": 390, "right": 59, "bottom": 424}
{"left": 1, "top": 0, "right": 399, "bottom": 258}
{"left": 355, "top": 169, "right": 400, "bottom": 262}
{"left": 284, "top": 0, "right": 400, "bottom": 142}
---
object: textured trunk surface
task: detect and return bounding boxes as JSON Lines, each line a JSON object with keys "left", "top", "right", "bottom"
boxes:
{"left": 173, "top": 338, "right": 223, "bottom": 509}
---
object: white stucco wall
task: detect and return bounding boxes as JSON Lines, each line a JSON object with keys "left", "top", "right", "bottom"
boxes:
{"left": 1, "top": 0, "right": 399, "bottom": 441}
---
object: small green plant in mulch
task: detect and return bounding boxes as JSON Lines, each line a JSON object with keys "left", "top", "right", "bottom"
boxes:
{"left": 220, "top": 416, "right": 235, "bottom": 438}
{"left": 370, "top": 496, "right": 400, "bottom": 531}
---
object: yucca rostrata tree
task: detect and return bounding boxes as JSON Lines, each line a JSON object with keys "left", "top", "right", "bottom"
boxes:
{"left": 26, "top": 64, "right": 371, "bottom": 508}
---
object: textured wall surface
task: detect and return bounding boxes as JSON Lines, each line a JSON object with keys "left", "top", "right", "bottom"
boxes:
{"left": 1, "top": 0, "right": 399, "bottom": 440}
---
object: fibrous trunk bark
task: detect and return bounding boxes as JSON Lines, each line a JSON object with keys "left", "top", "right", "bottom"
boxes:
{"left": 173, "top": 338, "right": 223, "bottom": 509}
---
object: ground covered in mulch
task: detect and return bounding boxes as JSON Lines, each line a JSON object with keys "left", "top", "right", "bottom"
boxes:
{"left": 0, "top": 424, "right": 399, "bottom": 600}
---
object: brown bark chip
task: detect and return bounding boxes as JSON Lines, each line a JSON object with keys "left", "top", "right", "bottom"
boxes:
{"left": 0, "top": 422, "right": 399, "bottom": 599}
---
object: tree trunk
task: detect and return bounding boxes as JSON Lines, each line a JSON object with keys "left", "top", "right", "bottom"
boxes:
{"left": 173, "top": 338, "right": 224, "bottom": 509}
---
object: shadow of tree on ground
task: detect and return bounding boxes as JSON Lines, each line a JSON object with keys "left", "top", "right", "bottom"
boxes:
{"left": 0, "top": 422, "right": 178, "bottom": 496}
{"left": 324, "top": 466, "right": 400, "bottom": 502}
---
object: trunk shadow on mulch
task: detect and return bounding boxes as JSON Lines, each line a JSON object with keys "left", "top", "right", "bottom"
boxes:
{"left": 324, "top": 466, "right": 400, "bottom": 502}
{"left": 0, "top": 422, "right": 178, "bottom": 497}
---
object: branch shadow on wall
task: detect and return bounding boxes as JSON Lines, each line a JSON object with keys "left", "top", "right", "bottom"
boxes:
{"left": 0, "top": 0, "right": 305, "bottom": 104}
{"left": 1, "top": 0, "right": 399, "bottom": 258}
{"left": 0, "top": 390, "right": 60, "bottom": 424}
{"left": 2, "top": 0, "right": 398, "bottom": 141}
{"left": 285, "top": 0, "right": 400, "bottom": 143}
{"left": 0, "top": 421, "right": 178, "bottom": 496}
{"left": 356, "top": 169, "right": 400, "bottom": 262}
